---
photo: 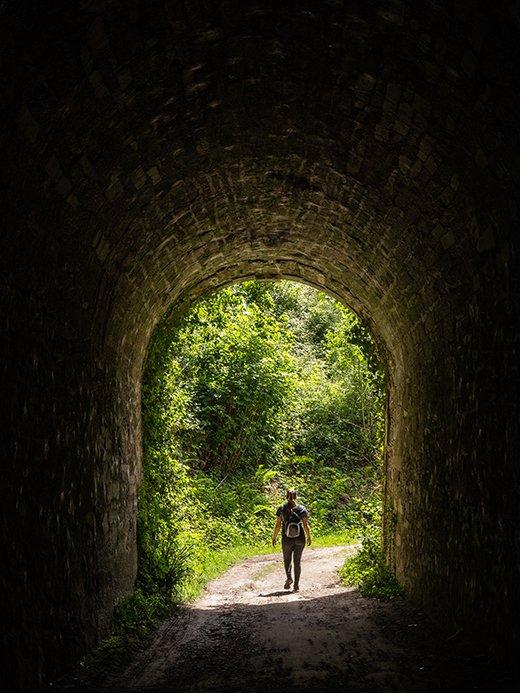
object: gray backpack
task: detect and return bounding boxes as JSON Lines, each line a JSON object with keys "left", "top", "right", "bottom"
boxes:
{"left": 284, "top": 507, "right": 302, "bottom": 538}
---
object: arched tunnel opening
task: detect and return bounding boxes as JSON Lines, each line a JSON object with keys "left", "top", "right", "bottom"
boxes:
{"left": 1, "top": 1, "right": 519, "bottom": 689}
{"left": 136, "top": 278, "right": 387, "bottom": 612}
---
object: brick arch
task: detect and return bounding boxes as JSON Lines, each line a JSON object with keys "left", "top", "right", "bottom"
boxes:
{"left": 2, "top": 0, "right": 519, "bottom": 686}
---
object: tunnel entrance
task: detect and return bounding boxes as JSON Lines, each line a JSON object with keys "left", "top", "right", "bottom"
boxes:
{"left": 132, "top": 280, "right": 386, "bottom": 619}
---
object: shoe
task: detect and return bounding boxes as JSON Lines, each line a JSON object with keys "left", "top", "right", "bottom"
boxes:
{"left": 293, "top": 585, "right": 299, "bottom": 592}
{"left": 284, "top": 577, "right": 293, "bottom": 589}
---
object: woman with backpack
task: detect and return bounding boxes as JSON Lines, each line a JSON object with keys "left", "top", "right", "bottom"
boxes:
{"left": 272, "top": 489, "right": 312, "bottom": 591}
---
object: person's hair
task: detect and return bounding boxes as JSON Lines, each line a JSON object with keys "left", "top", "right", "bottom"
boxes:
{"left": 286, "top": 489, "right": 297, "bottom": 509}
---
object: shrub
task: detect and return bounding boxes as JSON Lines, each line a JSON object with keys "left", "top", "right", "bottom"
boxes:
{"left": 113, "top": 589, "right": 171, "bottom": 640}
{"left": 339, "top": 524, "right": 403, "bottom": 599}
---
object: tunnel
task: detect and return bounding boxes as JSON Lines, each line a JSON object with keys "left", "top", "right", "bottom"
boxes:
{"left": 1, "top": 0, "right": 519, "bottom": 688}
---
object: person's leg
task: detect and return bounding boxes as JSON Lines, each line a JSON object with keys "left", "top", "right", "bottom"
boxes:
{"left": 293, "top": 542, "right": 305, "bottom": 589}
{"left": 282, "top": 539, "right": 294, "bottom": 587}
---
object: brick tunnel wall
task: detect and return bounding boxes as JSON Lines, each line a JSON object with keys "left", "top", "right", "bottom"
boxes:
{"left": 1, "top": 1, "right": 519, "bottom": 687}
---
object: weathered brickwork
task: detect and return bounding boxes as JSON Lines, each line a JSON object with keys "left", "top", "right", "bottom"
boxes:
{"left": 1, "top": 1, "right": 519, "bottom": 687}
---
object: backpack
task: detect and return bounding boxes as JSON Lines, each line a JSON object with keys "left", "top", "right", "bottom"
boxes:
{"left": 284, "top": 506, "right": 302, "bottom": 538}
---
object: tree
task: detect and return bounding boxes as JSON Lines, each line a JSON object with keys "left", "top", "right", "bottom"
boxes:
{"left": 144, "top": 285, "right": 297, "bottom": 472}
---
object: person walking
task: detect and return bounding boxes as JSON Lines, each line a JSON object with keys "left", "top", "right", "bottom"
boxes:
{"left": 272, "top": 489, "right": 312, "bottom": 591}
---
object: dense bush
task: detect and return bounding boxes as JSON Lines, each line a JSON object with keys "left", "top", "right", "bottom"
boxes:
{"left": 338, "top": 521, "right": 404, "bottom": 599}
{"left": 142, "top": 288, "right": 296, "bottom": 472}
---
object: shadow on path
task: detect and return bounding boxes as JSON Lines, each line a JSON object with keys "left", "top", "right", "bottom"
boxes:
{"left": 55, "top": 591, "right": 515, "bottom": 692}
{"left": 51, "top": 547, "right": 516, "bottom": 692}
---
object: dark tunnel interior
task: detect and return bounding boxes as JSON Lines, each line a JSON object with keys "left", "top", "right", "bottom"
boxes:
{"left": 1, "top": 0, "right": 519, "bottom": 688}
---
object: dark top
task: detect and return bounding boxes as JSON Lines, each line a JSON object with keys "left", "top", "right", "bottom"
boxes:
{"left": 276, "top": 503, "right": 309, "bottom": 541}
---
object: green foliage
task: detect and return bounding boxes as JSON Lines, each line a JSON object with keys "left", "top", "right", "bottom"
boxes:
{"left": 144, "top": 286, "right": 297, "bottom": 472}
{"left": 288, "top": 364, "right": 384, "bottom": 469}
{"left": 113, "top": 589, "right": 171, "bottom": 640}
{"left": 125, "top": 280, "right": 387, "bottom": 638}
{"left": 339, "top": 521, "right": 404, "bottom": 599}
{"left": 272, "top": 456, "right": 381, "bottom": 537}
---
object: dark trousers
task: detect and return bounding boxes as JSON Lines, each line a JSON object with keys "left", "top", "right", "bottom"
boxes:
{"left": 282, "top": 536, "right": 305, "bottom": 586}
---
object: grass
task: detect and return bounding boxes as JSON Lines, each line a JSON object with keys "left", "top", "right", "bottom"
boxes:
{"left": 338, "top": 532, "right": 404, "bottom": 599}
{"left": 180, "top": 540, "right": 277, "bottom": 602}
{"left": 310, "top": 529, "right": 360, "bottom": 548}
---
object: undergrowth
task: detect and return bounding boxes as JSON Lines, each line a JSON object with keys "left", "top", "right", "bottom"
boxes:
{"left": 338, "top": 522, "right": 404, "bottom": 599}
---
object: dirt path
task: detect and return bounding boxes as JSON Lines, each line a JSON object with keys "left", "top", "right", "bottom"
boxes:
{"left": 63, "top": 545, "right": 512, "bottom": 692}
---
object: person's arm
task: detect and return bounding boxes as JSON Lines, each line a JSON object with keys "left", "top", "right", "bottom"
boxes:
{"left": 272, "top": 516, "right": 282, "bottom": 547}
{"left": 302, "top": 516, "right": 312, "bottom": 545}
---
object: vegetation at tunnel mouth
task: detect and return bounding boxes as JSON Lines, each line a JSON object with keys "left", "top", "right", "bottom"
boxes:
{"left": 114, "top": 280, "right": 398, "bottom": 643}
